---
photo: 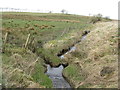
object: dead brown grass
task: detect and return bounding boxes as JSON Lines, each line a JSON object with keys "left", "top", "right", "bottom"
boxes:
{"left": 3, "top": 14, "right": 80, "bottom": 23}
{"left": 64, "top": 21, "right": 118, "bottom": 88}
{"left": 2, "top": 50, "right": 45, "bottom": 88}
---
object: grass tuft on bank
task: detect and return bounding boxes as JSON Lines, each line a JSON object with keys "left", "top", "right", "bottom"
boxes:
{"left": 63, "top": 21, "right": 118, "bottom": 88}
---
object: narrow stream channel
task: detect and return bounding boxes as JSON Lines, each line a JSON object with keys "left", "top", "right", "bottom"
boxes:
{"left": 59, "top": 35, "right": 87, "bottom": 59}
{"left": 45, "top": 31, "right": 90, "bottom": 88}
{"left": 45, "top": 64, "right": 71, "bottom": 88}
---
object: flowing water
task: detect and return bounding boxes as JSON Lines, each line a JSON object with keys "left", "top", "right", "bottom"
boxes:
{"left": 45, "top": 33, "right": 89, "bottom": 88}
{"left": 60, "top": 35, "right": 87, "bottom": 59}
{"left": 45, "top": 65, "right": 71, "bottom": 88}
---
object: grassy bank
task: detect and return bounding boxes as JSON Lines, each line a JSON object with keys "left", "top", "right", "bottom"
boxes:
{"left": 2, "top": 12, "right": 92, "bottom": 66}
{"left": 2, "top": 48, "right": 52, "bottom": 88}
{"left": 2, "top": 12, "right": 116, "bottom": 88}
{"left": 63, "top": 21, "right": 118, "bottom": 88}
{"left": 2, "top": 12, "right": 93, "bottom": 88}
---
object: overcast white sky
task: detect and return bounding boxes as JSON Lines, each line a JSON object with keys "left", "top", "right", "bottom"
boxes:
{"left": 0, "top": 0, "right": 119, "bottom": 19}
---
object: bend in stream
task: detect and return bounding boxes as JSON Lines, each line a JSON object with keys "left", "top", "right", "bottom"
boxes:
{"left": 45, "top": 30, "right": 90, "bottom": 88}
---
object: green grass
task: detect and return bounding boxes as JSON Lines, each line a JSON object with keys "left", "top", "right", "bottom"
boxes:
{"left": 32, "top": 62, "right": 52, "bottom": 88}
{"left": 63, "top": 21, "right": 118, "bottom": 88}
{"left": 63, "top": 64, "right": 87, "bottom": 86}
{"left": 2, "top": 47, "right": 53, "bottom": 88}
{"left": 2, "top": 12, "right": 93, "bottom": 88}
{"left": 2, "top": 12, "right": 91, "bottom": 21}
{"left": 2, "top": 12, "right": 116, "bottom": 88}
{"left": 2, "top": 12, "right": 92, "bottom": 66}
{"left": 36, "top": 48, "right": 61, "bottom": 66}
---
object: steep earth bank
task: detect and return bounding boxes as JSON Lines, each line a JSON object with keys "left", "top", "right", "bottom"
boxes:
{"left": 62, "top": 21, "right": 118, "bottom": 88}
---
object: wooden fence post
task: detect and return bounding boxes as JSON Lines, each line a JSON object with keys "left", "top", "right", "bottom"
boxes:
{"left": 25, "top": 34, "right": 30, "bottom": 48}
{"left": 4, "top": 32, "right": 8, "bottom": 44}
{"left": 61, "top": 28, "right": 67, "bottom": 37}
{"left": 60, "top": 27, "right": 70, "bottom": 37}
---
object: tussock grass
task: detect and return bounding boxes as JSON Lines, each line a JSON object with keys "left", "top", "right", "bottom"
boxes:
{"left": 2, "top": 12, "right": 96, "bottom": 88}
{"left": 2, "top": 12, "right": 92, "bottom": 66}
{"left": 63, "top": 21, "right": 118, "bottom": 88}
{"left": 2, "top": 48, "right": 52, "bottom": 88}
{"left": 63, "top": 64, "right": 88, "bottom": 87}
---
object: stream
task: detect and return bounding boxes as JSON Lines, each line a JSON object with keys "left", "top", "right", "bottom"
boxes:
{"left": 59, "top": 35, "right": 87, "bottom": 59}
{"left": 45, "top": 64, "right": 71, "bottom": 88}
{"left": 45, "top": 31, "right": 89, "bottom": 88}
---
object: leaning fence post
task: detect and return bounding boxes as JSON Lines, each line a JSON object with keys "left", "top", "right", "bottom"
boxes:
{"left": 25, "top": 34, "right": 30, "bottom": 48}
{"left": 61, "top": 28, "right": 67, "bottom": 37}
{"left": 4, "top": 32, "right": 8, "bottom": 44}
{"left": 2, "top": 32, "right": 8, "bottom": 53}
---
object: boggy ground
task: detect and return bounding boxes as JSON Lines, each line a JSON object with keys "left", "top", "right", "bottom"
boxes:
{"left": 2, "top": 12, "right": 92, "bottom": 88}
{"left": 1, "top": 12, "right": 118, "bottom": 88}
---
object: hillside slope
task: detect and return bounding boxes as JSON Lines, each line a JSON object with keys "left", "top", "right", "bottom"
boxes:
{"left": 2, "top": 12, "right": 92, "bottom": 88}
{"left": 2, "top": 12, "right": 118, "bottom": 88}
{"left": 63, "top": 21, "right": 118, "bottom": 88}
